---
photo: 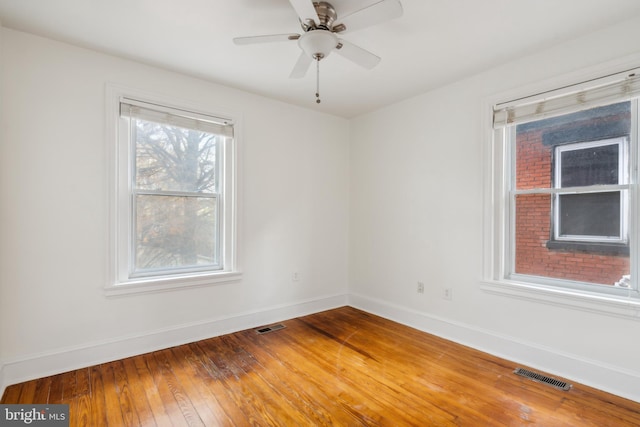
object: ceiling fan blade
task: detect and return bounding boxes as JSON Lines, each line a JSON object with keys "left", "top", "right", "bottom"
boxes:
{"left": 289, "top": 52, "right": 313, "bottom": 78}
{"left": 337, "top": 0, "right": 403, "bottom": 33}
{"left": 288, "top": 0, "right": 319, "bottom": 25}
{"left": 335, "top": 39, "right": 381, "bottom": 69}
{"left": 233, "top": 34, "right": 300, "bottom": 45}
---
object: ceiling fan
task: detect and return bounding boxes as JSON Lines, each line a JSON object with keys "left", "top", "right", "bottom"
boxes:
{"left": 233, "top": 0, "right": 403, "bottom": 103}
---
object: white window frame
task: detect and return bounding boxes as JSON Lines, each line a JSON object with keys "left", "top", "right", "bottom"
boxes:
{"left": 106, "top": 85, "right": 242, "bottom": 296}
{"left": 481, "top": 65, "right": 640, "bottom": 318}
{"left": 553, "top": 138, "right": 629, "bottom": 244}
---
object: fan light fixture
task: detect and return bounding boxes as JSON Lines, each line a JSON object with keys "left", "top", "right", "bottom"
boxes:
{"left": 298, "top": 30, "right": 337, "bottom": 60}
{"left": 298, "top": 30, "right": 338, "bottom": 103}
{"left": 233, "top": 0, "right": 403, "bottom": 104}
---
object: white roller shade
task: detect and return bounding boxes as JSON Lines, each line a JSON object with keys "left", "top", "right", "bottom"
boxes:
{"left": 120, "top": 98, "right": 234, "bottom": 137}
{"left": 493, "top": 68, "right": 640, "bottom": 128}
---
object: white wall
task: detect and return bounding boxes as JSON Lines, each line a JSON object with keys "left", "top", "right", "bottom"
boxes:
{"left": 0, "top": 28, "right": 349, "bottom": 391}
{"left": 3, "top": 14, "right": 640, "bottom": 404}
{"left": 0, "top": 19, "right": 5, "bottom": 392}
{"left": 349, "top": 16, "right": 640, "bottom": 402}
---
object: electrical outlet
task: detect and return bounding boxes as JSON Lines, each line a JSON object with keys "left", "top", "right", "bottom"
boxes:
{"left": 443, "top": 288, "right": 452, "bottom": 300}
{"left": 417, "top": 282, "right": 425, "bottom": 294}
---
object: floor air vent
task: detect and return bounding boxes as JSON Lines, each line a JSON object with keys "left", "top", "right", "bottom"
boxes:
{"left": 255, "top": 323, "right": 286, "bottom": 334}
{"left": 514, "top": 367, "right": 571, "bottom": 391}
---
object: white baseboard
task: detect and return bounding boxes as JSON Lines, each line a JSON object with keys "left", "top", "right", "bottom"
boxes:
{"left": 348, "top": 292, "right": 640, "bottom": 403}
{"left": 0, "top": 293, "right": 348, "bottom": 398}
{"left": 3, "top": 291, "right": 638, "bottom": 404}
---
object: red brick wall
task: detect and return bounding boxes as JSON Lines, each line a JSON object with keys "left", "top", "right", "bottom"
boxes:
{"left": 514, "top": 128, "right": 629, "bottom": 285}
{"left": 516, "top": 129, "right": 550, "bottom": 190}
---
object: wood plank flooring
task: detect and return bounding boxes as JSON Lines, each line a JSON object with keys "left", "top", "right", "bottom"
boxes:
{"left": 2, "top": 306, "right": 640, "bottom": 426}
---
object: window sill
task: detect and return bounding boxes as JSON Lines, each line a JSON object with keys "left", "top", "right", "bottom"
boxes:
{"left": 480, "top": 279, "right": 640, "bottom": 319}
{"left": 546, "top": 240, "right": 629, "bottom": 256}
{"left": 105, "top": 271, "right": 242, "bottom": 297}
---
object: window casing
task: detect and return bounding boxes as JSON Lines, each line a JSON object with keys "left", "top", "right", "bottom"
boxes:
{"left": 107, "top": 88, "right": 241, "bottom": 294}
{"left": 484, "top": 68, "right": 640, "bottom": 308}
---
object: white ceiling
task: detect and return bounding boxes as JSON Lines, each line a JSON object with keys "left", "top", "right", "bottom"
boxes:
{"left": 1, "top": 0, "right": 640, "bottom": 118}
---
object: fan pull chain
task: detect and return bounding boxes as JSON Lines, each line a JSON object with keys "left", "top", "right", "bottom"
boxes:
{"left": 315, "top": 57, "right": 321, "bottom": 104}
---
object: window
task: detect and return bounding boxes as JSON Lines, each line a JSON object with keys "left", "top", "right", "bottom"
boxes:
{"left": 484, "top": 68, "right": 640, "bottom": 307}
{"left": 553, "top": 137, "right": 628, "bottom": 244}
{"left": 108, "top": 89, "right": 240, "bottom": 294}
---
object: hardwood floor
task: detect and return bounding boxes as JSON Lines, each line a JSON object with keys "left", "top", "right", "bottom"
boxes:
{"left": 2, "top": 306, "right": 640, "bottom": 426}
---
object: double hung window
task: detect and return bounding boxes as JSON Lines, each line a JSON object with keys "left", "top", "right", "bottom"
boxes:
{"left": 108, "top": 89, "right": 240, "bottom": 293}
{"left": 487, "top": 69, "right": 640, "bottom": 301}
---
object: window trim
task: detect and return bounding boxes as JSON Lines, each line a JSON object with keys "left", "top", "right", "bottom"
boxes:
{"left": 105, "top": 84, "right": 242, "bottom": 296}
{"left": 481, "top": 62, "right": 640, "bottom": 318}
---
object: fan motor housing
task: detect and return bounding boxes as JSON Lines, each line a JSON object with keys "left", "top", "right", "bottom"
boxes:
{"left": 302, "top": 2, "right": 338, "bottom": 31}
{"left": 315, "top": 2, "right": 337, "bottom": 28}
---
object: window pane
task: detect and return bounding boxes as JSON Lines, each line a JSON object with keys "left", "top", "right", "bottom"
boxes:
{"left": 515, "top": 101, "right": 630, "bottom": 191}
{"left": 135, "top": 119, "right": 217, "bottom": 193}
{"left": 515, "top": 193, "right": 629, "bottom": 286}
{"left": 558, "top": 192, "right": 620, "bottom": 238}
{"left": 560, "top": 144, "right": 619, "bottom": 187}
{"left": 515, "top": 130, "right": 552, "bottom": 191}
{"left": 134, "top": 195, "right": 218, "bottom": 272}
